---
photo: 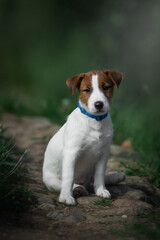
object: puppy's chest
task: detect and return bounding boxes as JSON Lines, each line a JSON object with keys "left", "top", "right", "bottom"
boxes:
{"left": 74, "top": 128, "right": 112, "bottom": 177}
{"left": 80, "top": 127, "right": 112, "bottom": 155}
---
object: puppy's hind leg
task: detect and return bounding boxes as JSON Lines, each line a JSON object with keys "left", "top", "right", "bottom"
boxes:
{"left": 73, "top": 184, "right": 89, "bottom": 198}
{"left": 105, "top": 173, "right": 126, "bottom": 185}
{"left": 43, "top": 174, "right": 62, "bottom": 192}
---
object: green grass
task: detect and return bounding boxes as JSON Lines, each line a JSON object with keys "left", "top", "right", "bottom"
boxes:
{"left": 93, "top": 198, "right": 114, "bottom": 207}
{"left": 110, "top": 209, "right": 160, "bottom": 240}
{"left": 120, "top": 161, "right": 160, "bottom": 188}
{"left": 0, "top": 126, "right": 38, "bottom": 213}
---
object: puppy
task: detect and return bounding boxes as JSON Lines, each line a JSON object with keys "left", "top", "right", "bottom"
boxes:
{"left": 43, "top": 70, "right": 124, "bottom": 205}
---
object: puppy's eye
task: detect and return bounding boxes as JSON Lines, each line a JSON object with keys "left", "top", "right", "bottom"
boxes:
{"left": 84, "top": 89, "right": 90, "bottom": 93}
{"left": 102, "top": 85, "right": 111, "bottom": 91}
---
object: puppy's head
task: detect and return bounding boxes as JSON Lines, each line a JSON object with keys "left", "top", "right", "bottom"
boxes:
{"left": 66, "top": 70, "right": 124, "bottom": 115}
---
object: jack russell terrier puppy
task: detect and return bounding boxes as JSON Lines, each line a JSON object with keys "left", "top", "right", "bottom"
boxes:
{"left": 43, "top": 70, "right": 125, "bottom": 205}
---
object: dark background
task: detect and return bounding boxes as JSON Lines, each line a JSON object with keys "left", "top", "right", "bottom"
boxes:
{"left": 0, "top": 0, "right": 160, "bottom": 170}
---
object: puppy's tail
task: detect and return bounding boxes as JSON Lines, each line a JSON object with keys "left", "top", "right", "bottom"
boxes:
{"left": 105, "top": 173, "right": 126, "bottom": 185}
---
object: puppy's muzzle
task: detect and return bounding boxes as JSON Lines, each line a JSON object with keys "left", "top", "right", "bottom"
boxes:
{"left": 95, "top": 101, "right": 104, "bottom": 110}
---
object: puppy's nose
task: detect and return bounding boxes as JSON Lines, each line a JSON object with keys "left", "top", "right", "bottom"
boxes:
{"left": 95, "top": 101, "right": 104, "bottom": 110}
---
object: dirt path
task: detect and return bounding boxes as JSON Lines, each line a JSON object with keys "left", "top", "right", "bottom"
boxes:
{"left": 0, "top": 113, "right": 160, "bottom": 240}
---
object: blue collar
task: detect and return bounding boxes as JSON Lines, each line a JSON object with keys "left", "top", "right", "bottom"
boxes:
{"left": 77, "top": 102, "right": 108, "bottom": 121}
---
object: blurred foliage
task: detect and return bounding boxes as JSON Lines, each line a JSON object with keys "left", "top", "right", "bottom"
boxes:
{"left": 0, "top": 0, "right": 160, "bottom": 173}
{"left": 0, "top": 126, "right": 38, "bottom": 213}
{"left": 1, "top": 0, "right": 160, "bottom": 99}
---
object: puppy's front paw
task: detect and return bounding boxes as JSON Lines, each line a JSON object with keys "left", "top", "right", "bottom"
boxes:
{"left": 96, "top": 187, "right": 111, "bottom": 199}
{"left": 59, "top": 194, "right": 77, "bottom": 205}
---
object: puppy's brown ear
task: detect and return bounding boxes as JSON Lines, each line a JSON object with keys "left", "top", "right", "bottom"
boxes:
{"left": 66, "top": 73, "right": 85, "bottom": 95}
{"left": 103, "top": 70, "right": 124, "bottom": 88}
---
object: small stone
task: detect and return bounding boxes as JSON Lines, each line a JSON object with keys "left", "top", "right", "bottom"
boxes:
{"left": 65, "top": 213, "right": 86, "bottom": 223}
{"left": 38, "top": 203, "right": 56, "bottom": 211}
{"left": 122, "top": 215, "right": 127, "bottom": 218}
{"left": 120, "top": 189, "right": 147, "bottom": 201}
{"left": 47, "top": 209, "right": 86, "bottom": 223}
{"left": 34, "top": 192, "right": 55, "bottom": 205}
{"left": 116, "top": 207, "right": 132, "bottom": 215}
{"left": 47, "top": 210, "right": 64, "bottom": 220}
{"left": 113, "top": 199, "right": 135, "bottom": 207}
{"left": 125, "top": 176, "right": 155, "bottom": 195}
{"left": 78, "top": 195, "right": 101, "bottom": 206}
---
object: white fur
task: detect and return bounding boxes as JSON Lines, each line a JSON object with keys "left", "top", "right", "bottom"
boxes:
{"left": 43, "top": 74, "right": 123, "bottom": 205}
{"left": 88, "top": 74, "right": 110, "bottom": 114}
{"left": 80, "top": 75, "right": 110, "bottom": 115}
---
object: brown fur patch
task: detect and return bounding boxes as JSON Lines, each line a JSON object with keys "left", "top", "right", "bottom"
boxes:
{"left": 67, "top": 70, "right": 123, "bottom": 104}
{"left": 66, "top": 73, "right": 85, "bottom": 95}
{"left": 79, "top": 70, "right": 115, "bottom": 104}
{"left": 98, "top": 71, "right": 115, "bottom": 102}
{"left": 103, "top": 70, "right": 124, "bottom": 88}
{"left": 79, "top": 72, "right": 93, "bottom": 106}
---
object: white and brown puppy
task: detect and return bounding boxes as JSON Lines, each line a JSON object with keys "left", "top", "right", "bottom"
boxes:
{"left": 43, "top": 70, "right": 125, "bottom": 205}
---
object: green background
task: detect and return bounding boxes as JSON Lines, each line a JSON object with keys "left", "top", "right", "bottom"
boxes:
{"left": 0, "top": 0, "right": 160, "bottom": 172}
